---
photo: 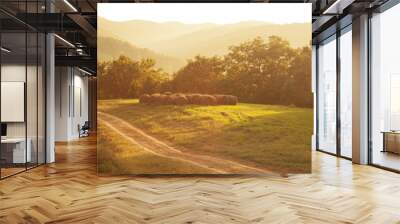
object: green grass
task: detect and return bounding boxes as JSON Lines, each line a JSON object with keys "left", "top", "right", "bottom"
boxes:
{"left": 97, "top": 123, "right": 210, "bottom": 174}
{"left": 98, "top": 99, "right": 313, "bottom": 174}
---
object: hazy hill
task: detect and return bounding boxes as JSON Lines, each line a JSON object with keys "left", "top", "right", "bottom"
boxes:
{"left": 98, "top": 37, "right": 185, "bottom": 73}
{"left": 98, "top": 18, "right": 216, "bottom": 47}
{"left": 98, "top": 17, "right": 311, "bottom": 59}
{"left": 149, "top": 22, "right": 311, "bottom": 59}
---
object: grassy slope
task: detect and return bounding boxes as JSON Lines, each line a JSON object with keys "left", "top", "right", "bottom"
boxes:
{"left": 98, "top": 99, "right": 313, "bottom": 173}
{"left": 98, "top": 123, "right": 210, "bottom": 174}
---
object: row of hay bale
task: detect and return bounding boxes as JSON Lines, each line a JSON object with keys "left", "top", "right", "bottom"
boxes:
{"left": 139, "top": 93, "right": 238, "bottom": 105}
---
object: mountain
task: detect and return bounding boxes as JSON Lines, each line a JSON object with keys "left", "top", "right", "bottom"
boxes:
{"left": 98, "top": 17, "right": 311, "bottom": 59}
{"left": 98, "top": 18, "right": 217, "bottom": 49}
{"left": 149, "top": 22, "right": 311, "bottom": 59}
{"left": 98, "top": 37, "right": 185, "bottom": 73}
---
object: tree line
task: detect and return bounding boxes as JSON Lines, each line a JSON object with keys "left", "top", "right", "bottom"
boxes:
{"left": 98, "top": 36, "right": 312, "bottom": 108}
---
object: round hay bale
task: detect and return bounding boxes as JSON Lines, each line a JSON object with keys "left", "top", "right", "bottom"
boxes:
{"left": 214, "top": 95, "right": 225, "bottom": 105}
{"left": 197, "top": 95, "right": 207, "bottom": 105}
{"left": 206, "top": 95, "right": 217, "bottom": 105}
{"left": 226, "top": 95, "right": 238, "bottom": 105}
{"left": 139, "top": 94, "right": 150, "bottom": 104}
{"left": 164, "top": 95, "right": 174, "bottom": 105}
{"left": 175, "top": 95, "right": 188, "bottom": 105}
{"left": 191, "top": 94, "right": 203, "bottom": 104}
{"left": 158, "top": 94, "right": 168, "bottom": 105}
{"left": 149, "top": 93, "right": 161, "bottom": 104}
{"left": 166, "top": 95, "right": 176, "bottom": 105}
{"left": 197, "top": 95, "right": 214, "bottom": 105}
{"left": 147, "top": 94, "right": 155, "bottom": 104}
{"left": 185, "top": 94, "right": 195, "bottom": 104}
{"left": 212, "top": 95, "right": 238, "bottom": 105}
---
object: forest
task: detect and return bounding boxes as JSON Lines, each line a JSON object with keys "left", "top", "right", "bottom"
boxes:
{"left": 98, "top": 36, "right": 312, "bottom": 108}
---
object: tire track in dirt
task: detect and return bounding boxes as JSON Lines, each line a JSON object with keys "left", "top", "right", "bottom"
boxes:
{"left": 98, "top": 111, "right": 274, "bottom": 174}
{"left": 99, "top": 117, "right": 224, "bottom": 173}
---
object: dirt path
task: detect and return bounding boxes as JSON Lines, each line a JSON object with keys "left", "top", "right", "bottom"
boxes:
{"left": 98, "top": 112, "right": 274, "bottom": 174}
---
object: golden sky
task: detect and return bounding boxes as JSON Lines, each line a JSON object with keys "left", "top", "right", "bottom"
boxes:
{"left": 98, "top": 3, "right": 311, "bottom": 25}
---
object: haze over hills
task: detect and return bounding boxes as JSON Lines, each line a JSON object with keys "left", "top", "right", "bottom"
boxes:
{"left": 149, "top": 22, "right": 310, "bottom": 59}
{"left": 98, "top": 17, "right": 311, "bottom": 70}
{"left": 98, "top": 37, "right": 185, "bottom": 73}
{"left": 98, "top": 18, "right": 217, "bottom": 47}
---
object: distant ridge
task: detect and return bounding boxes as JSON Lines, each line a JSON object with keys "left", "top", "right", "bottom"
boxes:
{"left": 98, "top": 36, "right": 185, "bottom": 73}
{"left": 98, "top": 17, "right": 311, "bottom": 59}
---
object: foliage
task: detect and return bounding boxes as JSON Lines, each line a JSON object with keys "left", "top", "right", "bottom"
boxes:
{"left": 220, "top": 36, "right": 312, "bottom": 107}
{"left": 98, "top": 36, "right": 312, "bottom": 107}
{"left": 171, "top": 56, "right": 225, "bottom": 94}
{"left": 98, "top": 56, "right": 169, "bottom": 99}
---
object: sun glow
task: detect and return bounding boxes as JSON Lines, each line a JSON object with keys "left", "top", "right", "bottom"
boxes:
{"left": 98, "top": 3, "right": 311, "bottom": 25}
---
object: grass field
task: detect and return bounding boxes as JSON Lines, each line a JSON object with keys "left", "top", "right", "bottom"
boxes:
{"left": 98, "top": 122, "right": 210, "bottom": 174}
{"left": 98, "top": 99, "right": 313, "bottom": 174}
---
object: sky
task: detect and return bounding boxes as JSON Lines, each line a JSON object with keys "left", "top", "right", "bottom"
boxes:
{"left": 97, "top": 3, "right": 311, "bottom": 25}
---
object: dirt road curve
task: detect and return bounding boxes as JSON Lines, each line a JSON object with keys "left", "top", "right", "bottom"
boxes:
{"left": 98, "top": 112, "right": 274, "bottom": 174}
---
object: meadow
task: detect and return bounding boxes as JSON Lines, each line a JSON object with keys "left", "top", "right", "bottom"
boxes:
{"left": 98, "top": 99, "right": 312, "bottom": 174}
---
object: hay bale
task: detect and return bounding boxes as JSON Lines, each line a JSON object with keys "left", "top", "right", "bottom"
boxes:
{"left": 158, "top": 94, "right": 168, "bottom": 105}
{"left": 172, "top": 94, "right": 184, "bottom": 105}
{"left": 139, "top": 94, "right": 150, "bottom": 104}
{"left": 206, "top": 95, "right": 217, "bottom": 105}
{"left": 174, "top": 95, "right": 188, "bottom": 105}
{"left": 214, "top": 95, "right": 225, "bottom": 105}
{"left": 197, "top": 95, "right": 207, "bottom": 105}
{"left": 191, "top": 94, "right": 203, "bottom": 104}
{"left": 213, "top": 94, "right": 228, "bottom": 105}
{"left": 165, "top": 95, "right": 176, "bottom": 105}
{"left": 164, "top": 95, "right": 174, "bottom": 105}
{"left": 212, "top": 94, "right": 238, "bottom": 105}
{"left": 143, "top": 92, "right": 234, "bottom": 106}
{"left": 147, "top": 94, "right": 155, "bottom": 104}
{"left": 197, "top": 95, "right": 216, "bottom": 105}
{"left": 170, "top": 94, "right": 186, "bottom": 105}
{"left": 148, "top": 93, "right": 161, "bottom": 104}
{"left": 185, "top": 94, "right": 195, "bottom": 104}
{"left": 226, "top": 95, "right": 238, "bottom": 105}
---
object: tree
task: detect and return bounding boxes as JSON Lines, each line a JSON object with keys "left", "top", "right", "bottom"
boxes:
{"left": 172, "top": 56, "right": 224, "bottom": 94}
{"left": 285, "top": 47, "right": 312, "bottom": 107}
{"left": 98, "top": 56, "right": 170, "bottom": 99}
{"left": 98, "top": 36, "right": 312, "bottom": 108}
{"left": 223, "top": 36, "right": 297, "bottom": 104}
